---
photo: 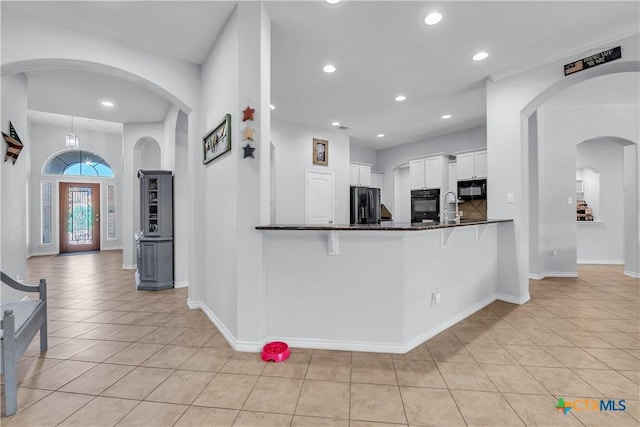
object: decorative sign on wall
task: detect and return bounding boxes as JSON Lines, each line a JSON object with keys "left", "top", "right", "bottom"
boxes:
{"left": 2, "top": 121, "right": 24, "bottom": 164}
{"left": 203, "top": 114, "right": 232, "bottom": 165}
{"left": 241, "top": 104, "right": 256, "bottom": 160}
{"left": 564, "top": 46, "right": 621, "bottom": 76}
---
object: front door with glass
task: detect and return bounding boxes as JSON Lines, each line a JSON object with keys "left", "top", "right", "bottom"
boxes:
{"left": 59, "top": 182, "right": 100, "bottom": 253}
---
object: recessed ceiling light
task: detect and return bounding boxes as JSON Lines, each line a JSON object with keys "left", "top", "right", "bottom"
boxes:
{"left": 395, "top": 95, "right": 407, "bottom": 102}
{"left": 472, "top": 51, "right": 488, "bottom": 61}
{"left": 441, "top": 114, "right": 452, "bottom": 119}
{"left": 101, "top": 101, "right": 114, "bottom": 107}
{"left": 326, "top": 0, "right": 341, "bottom": 3}
{"left": 269, "top": 104, "right": 276, "bottom": 110}
{"left": 323, "top": 64, "right": 336, "bottom": 73}
{"left": 424, "top": 12, "right": 442, "bottom": 25}
{"left": 377, "top": 134, "right": 385, "bottom": 138}
{"left": 331, "top": 122, "right": 340, "bottom": 127}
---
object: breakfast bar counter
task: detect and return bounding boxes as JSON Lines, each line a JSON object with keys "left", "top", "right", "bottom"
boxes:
{"left": 256, "top": 219, "right": 523, "bottom": 353}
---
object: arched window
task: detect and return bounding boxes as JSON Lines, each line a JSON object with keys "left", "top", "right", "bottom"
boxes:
{"left": 44, "top": 150, "right": 114, "bottom": 177}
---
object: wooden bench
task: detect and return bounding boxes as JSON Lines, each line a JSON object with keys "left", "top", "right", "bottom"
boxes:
{"left": 1, "top": 272, "right": 48, "bottom": 416}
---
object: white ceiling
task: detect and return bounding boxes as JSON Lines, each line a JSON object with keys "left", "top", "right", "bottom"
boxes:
{"left": 3, "top": 1, "right": 639, "bottom": 149}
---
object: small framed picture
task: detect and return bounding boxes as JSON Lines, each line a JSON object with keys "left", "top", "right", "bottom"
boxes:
{"left": 203, "top": 114, "right": 231, "bottom": 164}
{"left": 313, "top": 138, "right": 328, "bottom": 166}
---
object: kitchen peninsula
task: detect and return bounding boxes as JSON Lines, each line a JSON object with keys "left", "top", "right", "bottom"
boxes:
{"left": 256, "top": 219, "right": 523, "bottom": 353}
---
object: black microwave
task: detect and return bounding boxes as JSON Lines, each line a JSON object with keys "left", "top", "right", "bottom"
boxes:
{"left": 458, "top": 179, "right": 486, "bottom": 201}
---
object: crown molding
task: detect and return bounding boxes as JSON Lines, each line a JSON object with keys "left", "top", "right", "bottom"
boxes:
{"left": 489, "top": 26, "right": 640, "bottom": 82}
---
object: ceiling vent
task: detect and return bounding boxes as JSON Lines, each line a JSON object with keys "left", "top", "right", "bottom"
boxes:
{"left": 337, "top": 125, "right": 350, "bottom": 130}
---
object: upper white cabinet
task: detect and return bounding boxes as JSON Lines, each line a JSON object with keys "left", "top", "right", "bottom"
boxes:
{"left": 409, "top": 156, "right": 448, "bottom": 190}
{"left": 456, "top": 150, "right": 487, "bottom": 180}
{"left": 350, "top": 164, "right": 371, "bottom": 186}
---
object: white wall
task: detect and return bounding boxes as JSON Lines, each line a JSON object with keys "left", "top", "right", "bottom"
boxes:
{"left": 535, "top": 103, "right": 638, "bottom": 275}
{"left": 576, "top": 140, "right": 625, "bottom": 263}
{"left": 1, "top": 73, "right": 29, "bottom": 303}
{"left": 487, "top": 31, "right": 640, "bottom": 293}
{"left": 271, "top": 118, "right": 350, "bottom": 224}
{"left": 28, "top": 121, "right": 123, "bottom": 256}
{"left": 350, "top": 142, "right": 376, "bottom": 166}
{"left": 375, "top": 126, "right": 486, "bottom": 215}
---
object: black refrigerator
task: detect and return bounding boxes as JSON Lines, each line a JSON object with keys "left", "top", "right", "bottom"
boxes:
{"left": 350, "top": 186, "right": 381, "bottom": 224}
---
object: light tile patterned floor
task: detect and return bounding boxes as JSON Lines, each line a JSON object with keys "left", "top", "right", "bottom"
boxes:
{"left": 1, "top": 251, "right": 639, "bottom": 426}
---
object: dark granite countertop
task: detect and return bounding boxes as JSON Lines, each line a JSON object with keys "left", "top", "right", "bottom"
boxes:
{"left": 256, "top": 219, "right": 512, "bottom": 231}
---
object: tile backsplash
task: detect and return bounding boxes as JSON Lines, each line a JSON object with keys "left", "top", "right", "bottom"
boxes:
{"left": 459, "top": 199, "right": 487, "bottom": 220}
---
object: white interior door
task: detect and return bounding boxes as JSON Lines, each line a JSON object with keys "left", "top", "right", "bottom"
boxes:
{"left": 306, "top": 170, "right": 334, "bottom": 224}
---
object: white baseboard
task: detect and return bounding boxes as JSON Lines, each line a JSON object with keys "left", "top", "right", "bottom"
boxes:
{"left": 497, "top": 292, "right": 530, "bottom": 305}
{"left": 529, "top": 273, "right": 544, "bottom": 280}
{"left": 624, "top": 270, "right": 640, "bottom": 279}
{"left": 174, "top": 281, "right": 189, "bottom": 289}
{"left": 530, "top": 271, "right": 578, "bottom": 280}
{"left": 122, "top": 264, "right": 137, "bottom": 270}
{"left": 578, "top": 259, "right": 624, "bottom": 265}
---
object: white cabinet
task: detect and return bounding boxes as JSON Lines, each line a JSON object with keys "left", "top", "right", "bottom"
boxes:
{"left": 409, "top": 156, "right": 447, "bottom": 190}
{"left": 456, "top": 150, "right": 487, "bottom": 180}
{"left": 350, "top": 164, "right": 371, "bottom": 186}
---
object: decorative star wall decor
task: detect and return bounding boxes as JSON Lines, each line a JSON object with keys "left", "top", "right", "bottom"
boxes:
{"left": 243, "top": 126, "right": 255, "bottom": 140}
{"left": 3, "top": 121, "right": 24, "bottom": 164}
{"left": 242, "top": 106, "right": 255, "bottom": 122}
{"left": 243, "top": 143, "right": 256, "bottom": 159}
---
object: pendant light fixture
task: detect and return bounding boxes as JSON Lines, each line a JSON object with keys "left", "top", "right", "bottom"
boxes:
{"left": 65, "top": 116, "right": 79, "bottom": 148}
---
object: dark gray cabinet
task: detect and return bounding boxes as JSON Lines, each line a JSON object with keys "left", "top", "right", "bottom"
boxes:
{"left": 136, "top": 170, "right": 174, "bottom": 291}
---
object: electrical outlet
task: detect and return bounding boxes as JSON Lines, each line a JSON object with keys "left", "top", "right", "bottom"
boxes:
{"left": 431, "top": 289, "right": 441, "bottom": 306}
{"left": 567, "top": 197, "right": 573, "bottom": 205}
{"left": 459, "top": 210, "right": 464, "bottom": 217}
{"left": 551, "top": 250, "right": 558, "bottom": 259}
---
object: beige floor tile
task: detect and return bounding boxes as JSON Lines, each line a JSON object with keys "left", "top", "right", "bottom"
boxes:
{"left": 351, "top": 356, "right": 397, "bottom": 385}
{"left": 544, "top": 346, "right": 610, "bottom": 369}
{"left": 556, "top": 330, "right": 616, "bottom": 348}
{"left": 179, "top": 347, "right": 233, "bottom": 372}
{"left": 525, "top": 367, "right": 601, "bottom": 396}
{"left": 502, "top": 344, "right": 564, "bottom": 367}
{"left": 464, "top": 341, "right": 519, "bottom": 365}
{"left": 620, "top": 370, "right": 640, "bottom": 385}
{"left": 592, "top": 332, "right": 640, "bottom": 350}
{"left": 192, "top": 373, "right": 258, "bottom": 409}
{"left": 426, "top": 341, "right": 475, "bottom": 363}
{"left": 393, "top": 359, "right": 446, "bottom": 388}
{"left": 41, "top": 338, "right": 101, "bottom": 359}
{"left": 69, "top": 340, "right": 131, "bottom": 363}
{"left": 521, "top": 328, "right": 574, "bottom": 347}
{"left": 77, "top": 323, "right": 130, "bottom": 340}
{"left": 19, "top": 359, "right": 96, "bottom": 390}
{"left": 291, "top": 415, "right": 349, "bottom": 426}
{"left": 58, "top": 396, "right": 139, "bottom": 426}
{"left": 219, "top": 352, "right": 267, "bottom": 375}
{"left": 14, "top": 357, "right": 63, "bottom": 384}
{"left": 170, "top": 328, "right": 217, "bottom": 347}
{"left": 1, "top": 391, "right": 93, "bottom": 427}
{"left": 0, "top": 387, "right": 51, "bottom": 416}
{"left": 400, "top": 387, "right": 465, "bottom": 426}
{"left": 575, "top": 369, "right": 640, "bottom": 398}
{"left": 481, "top": 364, "right": 548, "bottom": 394}
{"left": 146, "top": 370, "right": 214, "bottom": 404}
{"left": 105, "top": 325, "right": 158, "bottom": 342}
{"left": 232, "top": 411, "right": 292, "bottom": 426}
{"left": 350, "top": 383, "right": 407, "bottom": 424}
{"left": 305, "top": 355, "right": 351, "bottom": 382}
{"left": 262, "top": 352, "right": 311, "bottom": 379}
{"left": 349, "top": 422, "right": 408, "bottom": 427}
{"left": 104, "top": 342, "right": 165, "bottom": 365}
{"left": 101, "top": 366, "right": 173, "bottom": 400}
{"left": 116, "top": 401, "right": 187, "bottom": 427}
{"left": 502, "top": 393, "right": 583, "bottom": 426}
{"left": 203, "top": 333, "right": 234, "bottom": 349}
{"left": 174, "top": 406, "right": 238, "bottom": 427}
{"left": 50, "top": 321, "right": 102, "bottom": 338}
{"left": 23, "top": 335, "right": 71, "bottom": 357}
{"left": 140, "top": 345, "right": 199, "bottom": 369}
{"left": 60, "top": 363, "right": 135, "bottom": 395}
{"left": 584, "top": 348, "right": 640, "bottom": 370}
{"left": 295, "top": 379, "right": 349, "bottom": 419}
{"left": 451, "top": 389, "right": 524, "bottom": 426}
{"left": 436, "top": 361, "right": 497, "bottom": 391}
{"left": 242, "top": 376, "right": 303, "bottom": 414}
{"left": 137, "top": 327, "right": 188, "bottom": 344}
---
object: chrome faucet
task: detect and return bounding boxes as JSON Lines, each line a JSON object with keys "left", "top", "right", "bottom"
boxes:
{"left": 443, "top": 191, "right": 459, "bottom": 224}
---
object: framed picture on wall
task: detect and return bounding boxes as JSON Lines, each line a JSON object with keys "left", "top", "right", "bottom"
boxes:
{"left": 313, "top": 138, "right": 328, "bottom": 166}
{"left": 203, "top": 114, "right": 231, "bottom": 164}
